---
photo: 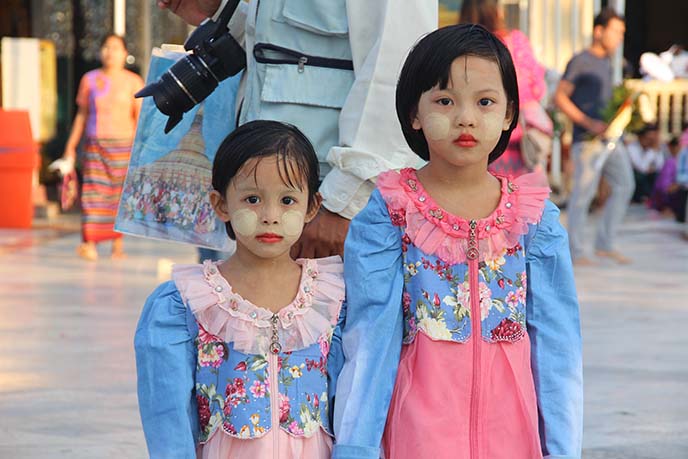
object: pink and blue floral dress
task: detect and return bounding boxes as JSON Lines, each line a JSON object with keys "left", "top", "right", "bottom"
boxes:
{"left": 332, "top": 169, "right": 583, "bottom": 459}
{"left": 136, "top": 257, "right": 345, "bottom": 459}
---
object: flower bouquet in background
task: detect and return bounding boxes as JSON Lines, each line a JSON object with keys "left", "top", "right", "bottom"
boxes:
{"left": 114, "top": 46, "right": 242, "bottom": 251}
{"left": 588, "top": 84, "right": 654, "bottom": 173}
{"left": 599, "top": 84, "right": 652, "bottom": 141}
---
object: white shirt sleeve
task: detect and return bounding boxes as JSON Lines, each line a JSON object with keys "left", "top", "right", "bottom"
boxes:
{"left": 650, "top": 148, "right": 665, "bottom": 172}
{"left": 627, "top": 142, "right": 645, "bottom": 171}
{"left": 319, "top": 0, "right": 437, "bottom": 219}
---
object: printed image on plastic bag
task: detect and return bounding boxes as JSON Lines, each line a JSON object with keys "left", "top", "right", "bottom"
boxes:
{"left": 115, "top": 47, "right": 241, "bottom": 251}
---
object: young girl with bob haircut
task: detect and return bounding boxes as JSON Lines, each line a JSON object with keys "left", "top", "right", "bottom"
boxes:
{"left": 135, "top": 120, "right": 346, "bottom": 459}
{"left": 332, "top": 24, "right": 583, "bottom": 459}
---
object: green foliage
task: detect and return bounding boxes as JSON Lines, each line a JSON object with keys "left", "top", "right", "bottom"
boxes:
{"left": 600, "top": 84, "right": 646, "bottom": 134}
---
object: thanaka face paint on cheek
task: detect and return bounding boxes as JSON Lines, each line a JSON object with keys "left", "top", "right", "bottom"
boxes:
{"left": 422, "top": 113, "right": 452, "bottom": 140}
{"left": 231, "top": 209, "right": 258, "bottom": 236}
{"left": 281, "top": 210, "right": 305, "bottom": 237}
{"left": 484, "top": 109, "right": 510, "bottom": 134}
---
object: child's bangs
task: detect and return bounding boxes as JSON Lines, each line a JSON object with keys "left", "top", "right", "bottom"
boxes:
{"left": 275, "top": 147, "right": 310, "bottom": 192}
{"left": 236, "top": 142, "right": 310, "bottom": 192}
{"left": 430, "top": 51, "right": 503, "bottom": 94}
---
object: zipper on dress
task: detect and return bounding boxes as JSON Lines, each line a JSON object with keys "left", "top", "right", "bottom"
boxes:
{"left": 269, "top": 314, "right": 281, "bottom": 458}
{"left": 467, "top": 220, "right": 481, "bottom": 459}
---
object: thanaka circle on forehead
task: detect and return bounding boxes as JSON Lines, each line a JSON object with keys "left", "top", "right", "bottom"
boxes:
{"left": 281, "top": 210, "right": 305, "bottom": 237}
{"left": 231, "top": 209, "right": 258, "bottom": 236}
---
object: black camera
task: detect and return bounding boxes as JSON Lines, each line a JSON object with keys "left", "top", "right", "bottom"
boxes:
{"left": 136, "top": 0, "right": 245, "bottom": 133}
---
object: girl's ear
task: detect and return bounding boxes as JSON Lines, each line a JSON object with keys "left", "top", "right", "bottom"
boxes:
{"left": 411, "top": 108, "right": 422, "bottom": 131}
{"left": 412, "top": 115, "right": 422, "bottom": 131}
{"left": 305, "top": 192, "right": 323, "bottom": 223}
{"left": 503, "top": 101, "right": 516, "bottom": 131}
{"left": 210, "top": 190, "right": 230, "bottom": 222}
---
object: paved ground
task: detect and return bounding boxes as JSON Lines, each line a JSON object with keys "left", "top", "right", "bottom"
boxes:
{"left": 0, "top": 205, "right": 686, "bottom": 458}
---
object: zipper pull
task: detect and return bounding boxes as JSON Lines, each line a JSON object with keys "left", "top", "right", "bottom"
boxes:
{"left": 269, "top": 314, "right": 282, "bottom": 354}
{"left": 297, "top": 56, "right": 308, "bottom": 73}
{"left": 467, "top": 220, "right": 478, "bottom": 260}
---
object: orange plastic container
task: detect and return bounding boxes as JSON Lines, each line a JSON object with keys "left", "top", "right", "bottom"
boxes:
{"left": 0, "top": 110, "right": 38, "bottom": 228}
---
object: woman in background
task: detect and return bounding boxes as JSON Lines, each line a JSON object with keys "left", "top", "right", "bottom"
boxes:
{"left": 460, "top": 0, "right": 549, "bottom": 177}
{"left": 61, "top": 34, "right": 144, "bottom": 260}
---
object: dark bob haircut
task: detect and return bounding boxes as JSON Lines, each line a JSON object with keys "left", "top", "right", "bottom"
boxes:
{"left": 212, "top": 120, "right": 320, "bottom": 240}
{"left": 396, "top": 23, "right": 519, "bottom": 163}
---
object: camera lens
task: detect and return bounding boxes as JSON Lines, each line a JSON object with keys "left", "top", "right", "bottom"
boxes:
{"left": 137, "top": 54, "right": 220, "bottom": 133}
{"left": 168, "top": 55, "right": 220, "bottom": 108}
{"left": 135, "top": 6, "right": 246, "bottom": 134}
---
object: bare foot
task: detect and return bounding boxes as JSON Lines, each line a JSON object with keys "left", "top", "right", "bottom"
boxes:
{"left": 573, "top": 257, "right": 596, "bottom": 267}
{"left": 111, "top": 239, "right": 127, "bottom": 260}
{"left": 681, "top": 233, "right": 688, "bottom": 242}
{"left": 595, "top": 250, "right": 632, "bottom": 265}
{"left": 77, "top": 243, "right": 98, "bottom": 261}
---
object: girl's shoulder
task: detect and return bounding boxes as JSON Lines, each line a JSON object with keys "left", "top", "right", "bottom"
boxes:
{"left": 524, "top": 199, "right": 568, "bottom": 259}
{"left": 171, "top": 258, "right": 344, "bottom": 354}
{"left": 79, "top": 69, "right": 100, "bottom": 86}
{"left": 136, "top": 280, "right": 197, "bottom": 343}
{"left": 375, "top": 168, "right": 551, "bottom": 263}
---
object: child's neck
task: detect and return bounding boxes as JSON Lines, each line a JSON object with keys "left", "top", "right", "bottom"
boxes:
{"left": 417, "top": 162, "right": 502, "bottom": 221}
{"left": 420, "top": 160, "right": 491, "bottom": 191}
{"left": 218, "top": 248, "right": 302, "bottom": 313}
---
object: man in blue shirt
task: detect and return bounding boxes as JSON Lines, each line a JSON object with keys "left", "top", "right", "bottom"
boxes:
{"left": 555, "top": 7, "right": 634, "bottom": 266}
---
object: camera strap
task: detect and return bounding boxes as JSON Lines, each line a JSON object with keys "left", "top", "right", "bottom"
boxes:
{"left": 253, "top": 43, "right": 354, "bottom": 73}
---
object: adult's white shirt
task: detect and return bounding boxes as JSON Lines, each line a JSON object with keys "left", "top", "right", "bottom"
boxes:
{"left": 627, "top": 141, "right": 665, "bottom": 174}
{"left": 217, "top": 0, "right": 437, "bottom": 219}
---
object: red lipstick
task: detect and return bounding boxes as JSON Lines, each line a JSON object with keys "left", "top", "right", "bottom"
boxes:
{"left": 453, "top": 134, "right": 478, "bottom": 147}
{"left": 256, "top": 233, "right": 283, "bottom": 243}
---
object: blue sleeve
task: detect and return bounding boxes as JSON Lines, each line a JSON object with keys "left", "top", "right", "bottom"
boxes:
{"left": 333, "top": 189, "right": 404, "bottom": 459}
{"left": 561, "top": 54, "right": 582, "bottom": 85}
{"left": 327, "top": 300, "right": 347, "bottom": 428}
{"left": 525, "top": 201, "right": 584, "bottom": 459}
{"left": 134, "top": 281, "right": 199, "bottom": 459}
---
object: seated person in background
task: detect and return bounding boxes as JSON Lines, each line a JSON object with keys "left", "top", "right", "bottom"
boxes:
{"left": 650, "top": 137, "right": 681, "bottom": 216}
{"left": 627, "top": 124, "right": 665, "bottom": 203}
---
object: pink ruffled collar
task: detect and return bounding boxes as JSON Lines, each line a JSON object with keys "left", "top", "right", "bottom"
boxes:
{"left": 377, "top": 168, "right": 550, "bottom": 264}
{"left": 172, "top": 257, "right": 344, "bottom": 354}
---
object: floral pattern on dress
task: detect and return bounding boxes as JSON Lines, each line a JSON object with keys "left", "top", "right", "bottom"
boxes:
{"left": 196, "top": 349, "right": 271, "bottom": 443}
{"left": 402, "top": 243, "right": 471, "bottom": 343}
{"left": 278, "top": 339, "right": 332, "bottom": 436}
{"left": 478, "top": 243, "right": 528, "bottom": 342}
{"left": 400, "top": 235, "right": 529, "bottom": 345}
{"left": 197, "top": 324, "right": 229, "bottom": 369}
{"left": 176, "top": 257, "right": 344, "bottom": 445}
{"left": 195, "top": 335, "right": 335, "bottom": 443}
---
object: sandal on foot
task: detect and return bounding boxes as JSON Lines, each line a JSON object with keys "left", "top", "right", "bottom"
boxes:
{"left": 77, "top": 244, "right": 98, "bottom": 261}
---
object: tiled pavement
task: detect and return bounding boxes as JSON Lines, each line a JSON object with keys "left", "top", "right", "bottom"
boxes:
{"left": 0, "top": 205, "right": 686, "bottom": 458}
